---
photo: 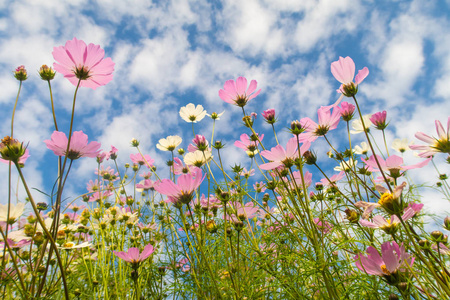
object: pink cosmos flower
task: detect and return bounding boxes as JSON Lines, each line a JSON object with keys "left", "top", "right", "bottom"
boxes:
{"left": 299, "top": 107, "right": 341, "bottom": 142}
{"left": 370, "top": 111, "right": 388, "bottom": 130}
{"left": 0, "top": 148, "right": 29, "bottom": 165}
{"left": 52, "top": 37, "right": 115, "bottom": 89}
{"left": 338, "top": 102, "right": 356, "bottom": 121}
{"left": 155, "top": 169, "right": 204, "bottom": 206}
{"left": 410, "top": 117, "right": 450, "bottom": 157}
{"left": 361, "top": 154, "right": 431, "bottom": 178}
{"left": 113, "top": 244, "right": 154, "bottom": 267}
{"left": 44, "top": 131, "right": 101, "bottom": 160}
{"left": 226, "top": 202, "right": 259, "bottom": 221}
{"left": 262, "top": 109, "right": 276, "bottom": 124}
{"left": 319, "top": 171, "right": 345, "bottom": 187}
{"left": 314, "top": 218, "right": 333, "bottom": 234}
{"left": 172, "top": 157, "right": 200, "bottom": 175}
{"left": 234, "top": 133, "right": 264, "bottom": 153}
{"left": 188, "top": 135, "right": 209, "bottom": 152}
{"left": 359, "top": 204, "right": 421, "bottom": 233}
{"left": 331, "top": 56, "right": 369, "bottom": 95}
{"left": 354, "top": 241, "right": 414, "bottom": 277}
{"left": 136, "top": 179, "right": 156, "bottom": 191}
{"left": 130, "top": 153, "right": 155, "bottom": 168}
{"left": 260, "top": 137, "right": 310, "bottom": 170}
{"left": 219, "top": 76, "right": 261, "bottom": 107}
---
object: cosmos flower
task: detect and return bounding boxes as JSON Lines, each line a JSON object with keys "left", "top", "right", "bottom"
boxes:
{"left": 262, "top": 109, "right": 277, "bottom": 124}
{"left": 44, "top": 131, "right": 101, "bottom": 160}
{"left": 52, "top": 37, "right": 115, "bottom": 89}
{"left": 184, "top": 150, "right": 212, "bottom": 168}
{"left": 113, "top": 244, "right": 154, "bottom": 267}
{"left": 155, "top": 168, "right": 204, "bottom": 205}
{"left": 354, "top": 241, "right": 414, "bottom": 278}
{"left": 410, "top": 117, "right": 450, "bottom": 157}
{"left": 130, "top": 153, "right": 155, "bottom": 168}
{"left": 156, "top": 135, "right": 182, "bottom": 151}
{"left": 370, "top": 111, "right": 388, "bottom": 130}
{"left": 179, "top": 103, "right": 207, "bottom": 123}
{"left": 331, "top": 56, "right": 369, "bottom": 97}
{"left": 334, "top": 158, "right": 357, "bottom": 172}
{"left": 219, "top": 76, "right": 261, "bottom": 107}
{"left": 350, "top": 115, "right": 372, "bottom": 134}
{"left": 354, "top": 142, "right": 370, "bottom": 155}
{"left": 391, "top": 138, "right": 411, "bottom": 154}
{"left": 299, "top": 106, "right": 341, "bottom": 141}
{"left": 362, "top": 154, "right": 431, "bottom": 178}
{"left": 338, "top": 102, "right": 356, "bottom": 121}
{"left": 234, "top": 133, "right": 264, "bottom": 153}
{"left": 260, "top": 137, "right": 310, "bottom": 170}
{"left": 0, "top": 203, "right": 25, "bottom": 224}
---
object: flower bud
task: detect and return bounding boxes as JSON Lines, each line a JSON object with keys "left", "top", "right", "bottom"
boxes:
{"left": 0, "top": 136, "right": 27, "bottom": 163}
{"left": 14, "top": 65, "right": 28, "bottom": 81}
{"left": 39, "top": 65, "right": 56, "bottom": 81}
{"left": 431, "top": 230, "right": 445, "bottom": 242}
{"left": 303, "top": 150, "right": 317, "bottom": 165}
{"left": 290, "top": 120, "right": 305, "bottom": 135}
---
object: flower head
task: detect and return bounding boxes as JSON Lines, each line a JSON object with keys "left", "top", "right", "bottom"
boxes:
{"left": 113, "top": 244, "right": 154, "bottom": 269}
{"left": 331, "top": 56, "right": 369, "bottom": 97}
{"left": 354, "top": 142, "right": 370, "bottom": 155}
{"left": 0, "top": 136, "right": 27, "bottom": 163}
{"left": 206, "top": 111, "right": 225, "bottom": 120}
{"left": 130, "top": 153, "right": 155, "bottom": 169}
{"left": 392, "top": 138, "right": 411, "bottom": 154}
{"left": 0, "top": 203, "right": 25, "bottom": 224}
{"left": 39, "top": 65, "right": 56, "bottom": 81}
{"left": 44, "top": 131, "right": 101, "bottom": 160}
{"left": 362, "top": 154, "right": 431, "bottom": 178}
{"left": 350, "top": 115, "right": 372, "bottom": 134}
{"left": 338, "top": 102, "right": 356, "bottom": 121}
{"left": 156, "top": 135, "right": 182, "bottom": 152}
{"left": 300, "top": 107, "right": 341, "bottom": 141}
{"left": 14, "top": 65, "right": 28, "bottom": 81}
{"left": 219, "top": 76, "right": 261, "bottom": 107}
{"left": 155, "top": 169, "right": 204, "bottom": 206}
{"left": 179, "top": 103, "right": 207, "bottom": 123}
{"left": 410, "top": 117, "right": 450, "bottom": 157}
{"left": 262, "top": 109, "right": 277, "bottom": 124}
{"left": 354, "top": 241, "right": 414, "bottom": 285}
{"left": 370, "top": 111, "right": 388, "bottom": 130}
{"left": 184, "top": 150, "right": 212, "bottom": 168}
{"left": 260, "top": 137, "right": 310, "bottom": 170}
{"left": 52, "top": 37, "right": 115, "bottom": 89}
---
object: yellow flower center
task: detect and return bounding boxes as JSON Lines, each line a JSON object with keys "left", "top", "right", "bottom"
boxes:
{"left": 380, "top": 264, "right": 390, "bottom": 275}
{"left": 378, "top": 192, "right": 393, "bottom": 206}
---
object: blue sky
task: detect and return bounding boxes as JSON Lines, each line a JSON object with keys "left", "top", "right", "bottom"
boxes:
{"left": 0, "top": 0, "right": 449, "bottom": 217}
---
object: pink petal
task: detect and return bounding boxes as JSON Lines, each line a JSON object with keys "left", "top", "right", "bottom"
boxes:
{"left": 235, "top": 77, "right": 248, "bottom": 95}
{"left": 355, "top": 67, "right": 369, "bottom": 85}
{"left": 330, "top": 56, "right": 355, "bottom": 84}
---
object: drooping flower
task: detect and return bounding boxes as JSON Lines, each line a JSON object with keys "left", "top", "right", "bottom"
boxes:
{"left": 113, "top": 244, "right": 154, "bottom": 268}
{"left": 44, "top": 131, "right": 101, "bottom": 160}
{"left": 219, "top": 76, "right": 261, "bottom": 107}
{"left": 362, "top": 154, "right": 431, "bottom": 178}
{"left": 52, "top": 37, "right": 115, "bottom": 89}
{"left": 354, "top": 241, "right": 414, "bottom": 282}
{"left": 156, "top": 135, "right": 182, "bottom": 152}
{"left": 155, "top": 169, "right": 204, "bottom": 206}
{"left": 370, "top": 111, "right": 388, "bottom": 130}
{"left": 260, "top": 137, "right": 310, "bottom": 170}
{"left": 179, "top": 103, "right": 207, "bottom": 123}
{"left": 410, "top": 117, "right": 450, "bottom": 157}
{"left": 331, "top": 56, "right": 369, "bottom": 97}
{"left": 299, "top": 107, "right": 341, "bottom": 141}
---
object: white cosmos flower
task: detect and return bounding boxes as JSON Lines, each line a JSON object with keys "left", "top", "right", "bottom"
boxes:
{"left": 184, "top": 150, "right": 212, "bottom": 167}
{"left": 350, "top": 114, "right": 372, "bottom": 134}
{"left": 0, "top": 202, "right": 25, "bottom": 224}
{"left": 354, "top": 142, "right": 370, "bottom": 155}
{"left": 334, "top": 158, "right": 358, "bottom": 172}
{"left": 179, "top": 103, "right": 207, "bottom": 123}
{"left": 206, "top": 111, "right": 225, "bottom": 120}
{"left": 156, "top": 135, "right": 182, "bottom": 151}
{"left": 392, "top": 138, "right": 411, "bottom": 153}
{"left": 59, "top": 241, "right": 92, "bottom": 250}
